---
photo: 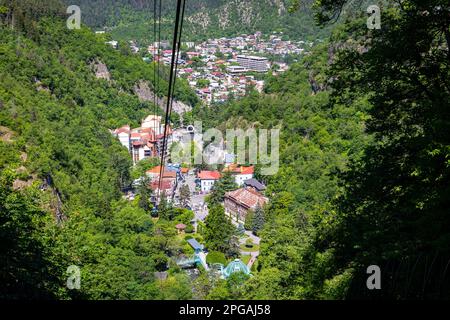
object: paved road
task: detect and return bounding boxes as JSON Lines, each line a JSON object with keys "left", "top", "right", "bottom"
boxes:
{"left": 229, "top": 219, "right": 261, "bottom": 245}
{"left": 247, "top": 253, "right": 258, "bottom": 268}
{"left": 184, "top": 173, "right": 208, "bottom": 228}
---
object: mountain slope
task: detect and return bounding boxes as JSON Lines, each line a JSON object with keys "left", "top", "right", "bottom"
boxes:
{"left": 192, "top": 0, "right": 450, "bottom": 299}
{"left": 62, "top": 0, "right": 331, "bottom": 43}
{"left": 0, "top": 1, "right": 194, "bottom": 299}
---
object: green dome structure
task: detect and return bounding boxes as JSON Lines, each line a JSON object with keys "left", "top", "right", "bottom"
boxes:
{"left": 222, "top": 259, "right": 251, "bottom": 279}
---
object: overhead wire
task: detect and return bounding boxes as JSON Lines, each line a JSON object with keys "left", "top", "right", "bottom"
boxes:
{"left": 157, "top": 0, "right": 186, "bottom": 198}
{"left": 152, "top": 0, "right": 158, "bottom": 138}
{"left": 168, "top": 0, "right": 186, "bottom": 128}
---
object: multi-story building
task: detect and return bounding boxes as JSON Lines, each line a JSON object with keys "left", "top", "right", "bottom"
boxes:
{"left": 236, "top": 55, "right": 268, "bottom": 72}
{"left": 224, "top": 187, "right": 268, "bottom": 222}
{"left": 197, "top": 170, "right": 221, "bottom": 193}
{"left": 223, "top": 164, "right": 255, "bottom": 186}
{"left": 112, "top": 115, "right": 172, "bottom": 164}
{"left": 227, "top": 65, "right": 248, "bottom": 74}
{"left": 113, "top": 125, "right": 131, "bottom": 151}
{"left": 146, "top": 165, "right": 178, "bottom": 197}
{"left": 142, "top": 115, "right": 164, "bottom": 135}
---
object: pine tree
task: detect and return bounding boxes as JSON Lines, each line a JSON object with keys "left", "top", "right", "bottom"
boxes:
{"left": 137, "top": 176, "right": 152, "bottom": 212}
{"left": 244, "top": 210, "right": 254, "bottom": 231}
{"left": 158, "top": 191, "right": 173, "bottom": 220}
{"left": 236, "top": 223, "right": 245, "bottom": 236}
{"left": 209, "top": 170, "right": 237, "bottom": 205}
{"left": 252, "top": 205, "right": 265, "bottom": 235}
{"left": 204, "top": 204, "right": 235, "bottom": 253}
{"left": 179, "top": 184, "right": 191, "bottom": 208}
{"left": 226, "top": 235, "right": 240, "bottom": 259}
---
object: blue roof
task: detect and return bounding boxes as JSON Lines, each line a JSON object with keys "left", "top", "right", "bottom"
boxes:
{"left": 223, "top": 259, "right": 250, "bottom": 278}
{"left": 187, "top": 238, "right": 203, "bottom": 250}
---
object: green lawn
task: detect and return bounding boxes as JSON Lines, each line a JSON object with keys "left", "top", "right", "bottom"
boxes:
{"left": 239, "top": 243, "right": 260, "bottom": 252}
{"left": 240, "top": 254, "right": 251, "bottom": 265}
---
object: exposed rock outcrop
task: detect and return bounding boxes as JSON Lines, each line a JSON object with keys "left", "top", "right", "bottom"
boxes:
{"left": 91, "top": 59, "right": 111, "bottom": 80}
{"left": 133, "top": 80, "right": 192, "bottom": 114}
{"left": 0, "top": 126, "right": 14, "bottom": 143}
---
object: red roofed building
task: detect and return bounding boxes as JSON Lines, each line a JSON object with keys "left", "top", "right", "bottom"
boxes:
{"left": 129, "top": 127, "right": 158, "bottom": 164}
{"left": 114, "top": 125, "right": 130, "bottom": 135}
{"left": 197, "top": 170, "right": 221, "bottom": 193}
{"left": 149, "top": 178, "right": 175, "bottom": 195}
{"left": 224, "top": 187, "right": 268, "bottom": 222}
{"left": 112, "top": 114, "right": 173, "bottom": 164}
{"left": 223, "top": 164, "right": 254, "bottom": 186}
{"left": 146, "top": 166, "right": 177, "bottom": 181}
{"left": 112, "top": 125, "right": 131, "bottom": 151}
{"left": 186, "top": 52, "right": 200, "bottom": 58}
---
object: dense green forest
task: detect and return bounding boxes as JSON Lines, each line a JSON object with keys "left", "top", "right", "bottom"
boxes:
{"left": 1, "top": 0, "right": 449, "bottom": 300}
{"left": 191, "top": 38, "right": 371, "bottom": 299}
{"left": 0, "top": 0, "right": 197, "bottom": 299}
{"left": 192, "top": 0, "right": 450, "bottom": 299}
{"left": 61, "top": 0, "right": 333, "bottom": 44}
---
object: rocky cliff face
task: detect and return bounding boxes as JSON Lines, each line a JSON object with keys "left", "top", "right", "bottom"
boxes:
{"left": 186, "top": 0, "right": 291, "bottom": 33}
{"left": 63, "top": 0, "right": 325, "bottom": 41}
{"left": 91, "top": 59, "right": 111, "bottom": 81}
{"left": 133, "top": 80, "right": 191, "bottom": 115}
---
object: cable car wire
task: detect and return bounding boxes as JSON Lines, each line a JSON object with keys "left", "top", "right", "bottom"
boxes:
{"left": 157, "top": 0, "right": 186, "bottom": 197}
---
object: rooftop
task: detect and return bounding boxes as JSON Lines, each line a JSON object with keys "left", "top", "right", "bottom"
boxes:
{"left": 198, "top": 170, "right": 221, "bottom": 180}
{"left": 225, "top": 187, "right": 268, "bottom": 209}
{"left": 237, "top": 55, "right": 268, "bottom": 61}
{"left": 223, "top": 164, "right": 254, "bottom": 175}
{"left": 243, "top": 178, "right": 266, "bottom": 191}
{"left": 187, "top": 238, "right": 203, "bottom": 251}
{"left": 149, "top": 178, "right": 174, "bottom": 191}
{"left": 223, "top": 259, "right": 251, "bottom": 278}
{"left": 114, "top": 125, "right": 130, "bottom": 134}
{"left": 146, "top": 166, "right": 177, "bottom": 178}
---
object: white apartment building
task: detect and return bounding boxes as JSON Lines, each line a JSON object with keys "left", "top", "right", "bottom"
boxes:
{"left": 237, "top": 55, "right": 269, "bottom": 72}
{"left": 198, "top": 171, "right": 221, "bottom": 193}
{"left": 227, "top": 65, "right": 248, "bottom": 74}
{"left": 142, "top": 115, "right": 164, "bottom": 135}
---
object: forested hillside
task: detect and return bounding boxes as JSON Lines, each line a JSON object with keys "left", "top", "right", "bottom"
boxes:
{"left": 191, "top": 38, "right": 371, "bottom": 299}
{"left": 192, "top": 0, "right": 450, "bottom": 299}
{"left": 0, "top": 0, "right": 196, "bottom": 299}
{"left": 62, "top": 0, "right": 332, "bottom": 43}
{"left": 1, "top": 0, "right": 449, "bottom": 301}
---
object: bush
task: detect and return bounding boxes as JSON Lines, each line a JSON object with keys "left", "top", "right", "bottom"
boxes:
{"left": 174, "top": 208, "right": 194, "bottom": 224}
{"left": 244, "top": 210, "right": 254, "bottom": 230}
{"left": 206, "top": 251, "right": 227, "bottom": 265}
{"left": 193, "top": 234, "right": 204, "bottom": 243}
{"left": 185, "top": 225, "right": 194, "bottom": 233}
{"left": 245, "top": 238, "right": 254, "bottom": 248}
{"left": 182, "top": 242, "right": 194, "bottom": 255}
{"left": 197, "top": 221, "right": 206, "bottom": 235}
{"left": 236, "top": 223, "right": 245, "bottom": 236}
